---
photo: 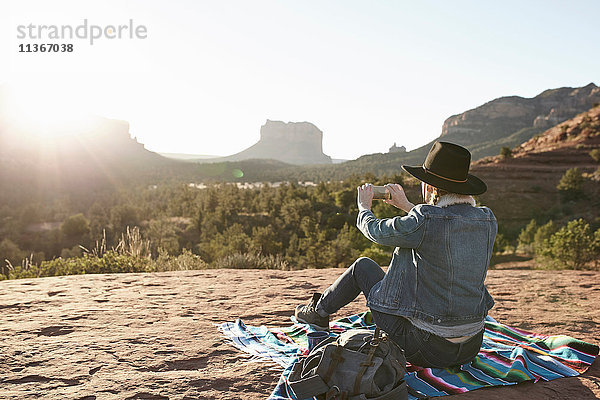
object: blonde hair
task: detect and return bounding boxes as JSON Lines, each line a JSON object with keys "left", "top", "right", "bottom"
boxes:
{"left": 428, "top": 186, "right": 450, "bottom": 205}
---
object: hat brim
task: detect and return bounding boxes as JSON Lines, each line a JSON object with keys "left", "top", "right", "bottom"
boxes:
{"left": 402, "top": 165, "right": 487, "bottom": 195}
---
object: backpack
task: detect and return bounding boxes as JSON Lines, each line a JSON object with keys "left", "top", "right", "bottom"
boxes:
{"left": 288, "top": 327, "right": 408, "bottom": 400}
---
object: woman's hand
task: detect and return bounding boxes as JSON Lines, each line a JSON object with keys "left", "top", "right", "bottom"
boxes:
{"left": 384, "top": 184, "right": 415, "bottom": 213}
{"left": 357, "top": 183, "right": 374, "bottom": 210}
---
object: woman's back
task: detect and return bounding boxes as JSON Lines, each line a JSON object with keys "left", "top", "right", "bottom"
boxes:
{"left": 361, "top": 199, "right": 497, "bottom": 326}
{"left": 413, "top": 202, "right": 497, "bottom": 323}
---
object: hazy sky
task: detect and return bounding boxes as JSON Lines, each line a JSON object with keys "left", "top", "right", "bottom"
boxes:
{"left": 1, "top": 0, "right": 599, "bottom": 160}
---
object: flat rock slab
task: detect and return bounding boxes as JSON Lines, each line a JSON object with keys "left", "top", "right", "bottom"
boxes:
{"left": 0, "top": 268, "right": 599, "bottom": 399}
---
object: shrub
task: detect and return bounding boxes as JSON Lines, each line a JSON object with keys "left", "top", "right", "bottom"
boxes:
{"left": 0, "top": 239, "right": 26, "bottom": 277}
{"left": 115, "top": 226, "right": 151, "bottom": 259}
{"left": 493, "top": 233, "right": 511, "bottom": 255}
{"left": 8, "top": 250, "right": 154, "bottom": 279}
{"left": 360, "top": 246, "right": 391, "bottom": 266}
{"left": 590, "top": 149, "right": 600, "bottom": 162}
{"left": 537, "top": 219, "right": 599, "bottom": 270}
{"left": 517, "top": 219, "right": 538, "bottom": 255}
{"left": 533, "top": 220, "right": 557, "bottom": 257}
{"left": 557, "top": 168, "right": 584, "bottom": 201}
{"left": 155, "top": 248, "right": 209, "bottom": 271}
{"left": 580, "top": 115, "right": 593, "bottom": 130}
{"left": 212, "top": 252, "right": 291, "bottom": 270}
{"left": 499, "top": 147, "right": 512, "bottom": 159}
{"left": 8, "top": 248, "right": 214, "bottom": 279}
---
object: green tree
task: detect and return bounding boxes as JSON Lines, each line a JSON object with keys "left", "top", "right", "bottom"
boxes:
{"left": 590, "top": 149, "right": 600, "bottom": 162}
{"left": 557, "top": 168, "right": 584, "bottom": 201}
{"left": 372, "top": 200, "right": 399, "bottom": 219}
{"left": 110, "top": 204, "right": 141, "bottom": 235}
{"left": 326, "top": 212, "right": 348, "bottom": 230}
{"left": 533, "top": 220, "right": 557, "bottom": 257}
{"left": 61, "top": 213, "right": 90, "bottom": 239}
{"left": 321, "top": 224, "right": 360, "bottom": 268}
{"left": 147, "top": 218, "right": 180, "bottom": 256}
{"left": 360, "top": 245, "right": 391, "bottom": 266}
{"left": 334, "top": 189, "right": 355, "bottom": 211}
{"left": 493, "top": 233, "right": 510, "bottom": 255}
{"left": 18, "top": 203, "right": 41, "bottom": 227}
{"left": 88, "top": 202, "right": 110, "bottom": 242}
{"left": 60, "top": 213, "right": 91, "bottom": 249}
{"left": 199, "top": 223, "right": 251, "bottom": 262}
{"left": 280, "top": 198, "right": 312, "bottom": 227}
{"left": 517, "top": 219, "right": 538, "bottom": 255}
{"left": 249, "top": 225, "right": 282, "bottom": 255}
{"left": 538, "top": 219, "right": 599, "bottom": 269}
{"left": 0, "top": 239, "right": 25, "bottom": 277}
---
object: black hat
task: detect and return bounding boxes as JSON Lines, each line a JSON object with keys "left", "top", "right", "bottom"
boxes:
{"left": 402, "top": 141, "right": 487, "bottom": 195}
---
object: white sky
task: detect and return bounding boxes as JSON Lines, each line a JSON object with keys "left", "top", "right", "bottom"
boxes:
{"left": 1, "top": 0, "right": 599, "bottom": 160}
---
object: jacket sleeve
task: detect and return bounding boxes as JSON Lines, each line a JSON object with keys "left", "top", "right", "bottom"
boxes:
{"left": 356, "top": 206, "right": 426, "bottom": 248}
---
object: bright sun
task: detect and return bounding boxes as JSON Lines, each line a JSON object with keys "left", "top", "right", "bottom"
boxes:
{"left": 6, "top": 82, "right": 92, "bottom": 137}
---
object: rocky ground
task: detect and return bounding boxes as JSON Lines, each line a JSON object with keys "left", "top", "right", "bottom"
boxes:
{"left": 1, "top": 265, "right": 599, "bottom": 399}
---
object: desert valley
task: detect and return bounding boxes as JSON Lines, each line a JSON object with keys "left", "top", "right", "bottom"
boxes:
{"left": 1, "top": 83, "right": 600, "bottom": 399}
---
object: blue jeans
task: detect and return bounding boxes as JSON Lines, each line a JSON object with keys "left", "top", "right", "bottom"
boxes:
{"left": 316, "top": 257, "right": 483, "bottom": 368}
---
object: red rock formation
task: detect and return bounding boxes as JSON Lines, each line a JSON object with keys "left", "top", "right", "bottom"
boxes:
{"left": 214, "top": 120, "right": 332, "bottom": 165}
{"left": 471, "top": 105, "right": 600, "bottom": 231}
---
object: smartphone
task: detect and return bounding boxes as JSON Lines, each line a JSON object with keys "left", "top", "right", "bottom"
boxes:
{"left": 372, "top": 186, "right": 391, "bottom": 200}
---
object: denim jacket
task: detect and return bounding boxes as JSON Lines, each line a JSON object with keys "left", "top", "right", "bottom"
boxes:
{"left": 357, "top": 200, "right": 497, "bottom": 326}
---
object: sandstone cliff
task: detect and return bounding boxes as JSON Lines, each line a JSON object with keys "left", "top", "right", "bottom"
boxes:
{"left": 441, "top": 83, "right": 600, "bottom": 159}
{"left": 336, "top": 84, "right": 600, "bottom": 175}
{"left": 207, "top": 120, "right": 332, "bottom": 165}
{"left": 471, "top": 104, "right": 600, "bottom": 231}
{"left": 0, "top": 101, "right": 172, "bottom": 202}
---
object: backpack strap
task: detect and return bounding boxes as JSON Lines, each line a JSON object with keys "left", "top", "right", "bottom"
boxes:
{"left": 325, "top": 386, "right": 349, "bottom": 400}
{"left": 288, "top": 353, "right": 330, "bottom": 398}
{"left": 352, "top": 327, "right": 381, "bottom": 395}
{"left": 323, "top": 345, "right": 345, "bottom": 384}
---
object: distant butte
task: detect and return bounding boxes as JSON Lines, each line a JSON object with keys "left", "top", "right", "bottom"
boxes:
{"left": 207, "top": 120, "right": 332, "bottom": 165}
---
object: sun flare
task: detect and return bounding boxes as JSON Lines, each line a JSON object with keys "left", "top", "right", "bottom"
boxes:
{"left": 5, "top": 82, "right": 92, "bottom": 138}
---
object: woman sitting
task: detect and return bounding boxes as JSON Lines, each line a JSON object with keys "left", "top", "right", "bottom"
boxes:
{"left": 295, "top": 141, "right": 497, "bottom": 368}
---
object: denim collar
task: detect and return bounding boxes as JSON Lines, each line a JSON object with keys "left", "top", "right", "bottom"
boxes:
{"left": 436, "top": 194, "right": 476, "bottom": 208}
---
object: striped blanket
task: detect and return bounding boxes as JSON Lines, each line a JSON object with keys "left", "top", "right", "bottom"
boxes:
{"left": 219, "top": 312, "right": 598, "bottom": 399}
